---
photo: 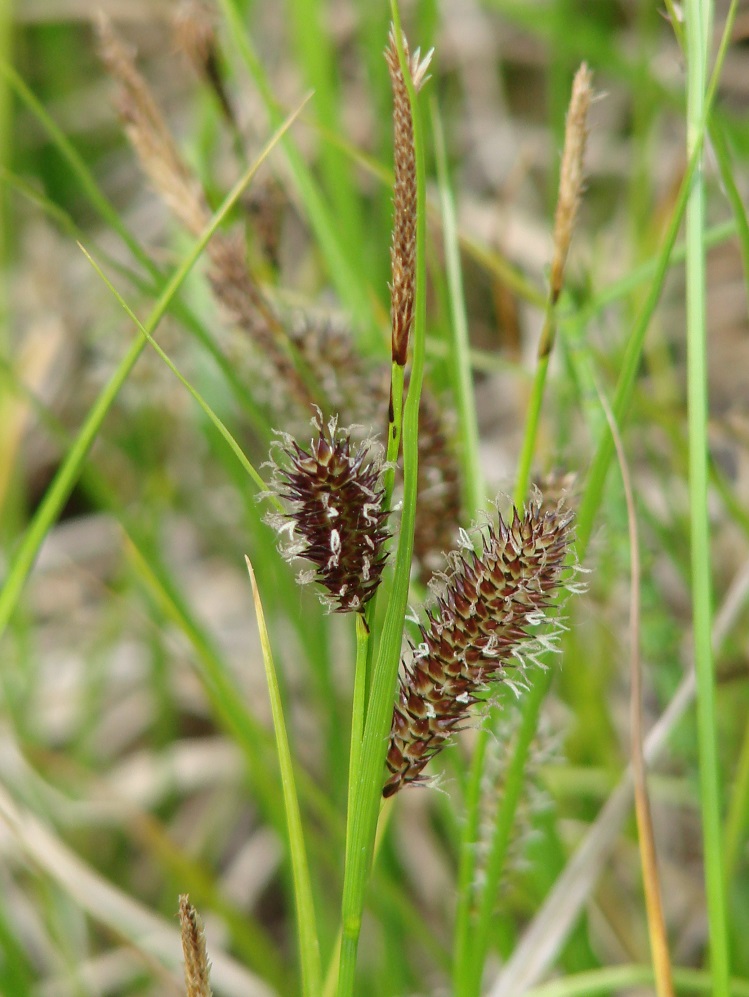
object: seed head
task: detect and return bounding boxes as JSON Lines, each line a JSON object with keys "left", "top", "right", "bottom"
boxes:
{"left": 385, "top": 28, "right": 433, "bottom": 366}
{"left": 268, "top": 413, "right": 390, "bottom": 613}
{"left": 550, "top": 63, "right": 593, "bottom": 306}
{"left": 383, "top": 503, "right": 574, "bottom": 797}
{"left": 179, "top": 895, "right": 213, "bottom": 997}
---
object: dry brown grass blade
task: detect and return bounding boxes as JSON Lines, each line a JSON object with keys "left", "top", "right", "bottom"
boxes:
{"left": 601, "top": 389, "right": 675, "bottom": 997}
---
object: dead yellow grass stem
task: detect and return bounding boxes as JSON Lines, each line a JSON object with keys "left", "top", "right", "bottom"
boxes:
{"left": 599, "top": 388, "right": 675, "bottom": 997}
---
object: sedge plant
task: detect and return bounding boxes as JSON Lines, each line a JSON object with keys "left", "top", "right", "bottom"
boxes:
{"left": 3, "top": 3, "right": 749, "bottom": 997}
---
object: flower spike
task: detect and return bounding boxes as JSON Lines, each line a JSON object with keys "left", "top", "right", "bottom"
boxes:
{"left": 268, "top": 413, "right": 390, "bottom": 614}
{"left": 383, "top": 503, "right": 574, "bottom": 796}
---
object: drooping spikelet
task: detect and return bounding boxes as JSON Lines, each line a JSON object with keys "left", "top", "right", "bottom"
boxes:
{"left": 97, "top": 17, "right": 210, "bottom": 236}
{"left": 98, "top": 19, "right": 311, "bottom": 407}
{"left": 268, "top": 414, "right": 390, "bottom": 613}
{"left": 383, "top": 503, "right": 574, "bottom": 797}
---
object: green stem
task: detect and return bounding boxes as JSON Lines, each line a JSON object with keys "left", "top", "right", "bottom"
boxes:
{"left": 336, "top": 7, "right": 427, "bottom": 992}
{"left": 453, "top": 221, "right": 558, "bottom": 997}
{"left": 452, "top": 727, "right": 488, "bottom": 993}
{"left": 384, "top": 361, "right": 406, "bottom": 506}
{"left": 246, "top": 560, "right": 321, "bottom": 997}
{"left": 346, "top": 613, "right": 371, "bottom": 837}
{"left": 577, "top": 0, "right": 735, "bottom": 553}
{"left": 515, "top": 348, "right": 552, "bottom": 505}
{"left": 321, "top": 615, "right": 371, "bottom": 997}
{"left": 684, "top": 0, "right": 729, "bottom": 993}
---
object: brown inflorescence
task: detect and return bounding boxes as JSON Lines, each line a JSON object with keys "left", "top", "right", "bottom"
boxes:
{"left": 269, "top": 415, "right": 390, "bottom": 614}
{"left": 179, "top": 894, "right": 213, "bottom": 997}
{"left": 549, "top": 63, "right": 593, "bottom": 306}
{"left": 383, "top": 503, "right": 574, "bottom": 797}
{"left": 385, "top": 29, "right": 432, "bottom": 367}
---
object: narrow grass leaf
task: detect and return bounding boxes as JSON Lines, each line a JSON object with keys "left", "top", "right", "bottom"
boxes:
{"left": 707, "top": 119, "right": 749, "bottom": 290}
{"left": 0, "top": 60, "right": 158, "bottom": 278}
{"left": 431, "top": 98, "right": 484, "bottom": 517}
{"left": 0, "top": 93, "right": 309, "bottom": 643}
{"left": 337, "top": 6, "right": 429, "bottom": 993}
{"left": 245, "top": 557, "right": 322, "bottom": 997}
{"left": 79, "top": 246, "right": 277, "bottom": 508}
{"left": 216, "top": 0, "right": 379, "bottom": 349}
{"left": 522, "top": 964, "right": 749, "bottom": 997}
{"left": 684, "top": 2, "right": 730, "bottom": 992}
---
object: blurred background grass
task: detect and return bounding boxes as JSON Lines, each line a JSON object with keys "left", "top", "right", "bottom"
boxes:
{"left": 2, "top": 1, "right": 749, "bottom": 995}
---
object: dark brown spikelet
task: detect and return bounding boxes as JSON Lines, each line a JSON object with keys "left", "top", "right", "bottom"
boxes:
{"left": 383, "top": 503, "right": 574, "bottom": 797}
{"left": 268, "top": 414, "right": 390, "bottom": 613}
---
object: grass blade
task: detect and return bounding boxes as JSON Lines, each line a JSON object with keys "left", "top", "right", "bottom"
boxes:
{"left": 215, "top": 0, "right": 380, "bottom": 349}
{"left": 245, "top": 557, "right": 322, "bottom": 997}
{"left": 684, "top": 1, "right": 729, "bottom": 992}
{"left": 79, "top": 246, "right": 276, "bottom": 507}
{"left": 431, "top": 97, "right": 484, "bottom": 518}
{"left": 336, "top": 7, "right": 429, "bottom": 993}
{"left": 0, "top": 94, "right": 310, "bottom": 642}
